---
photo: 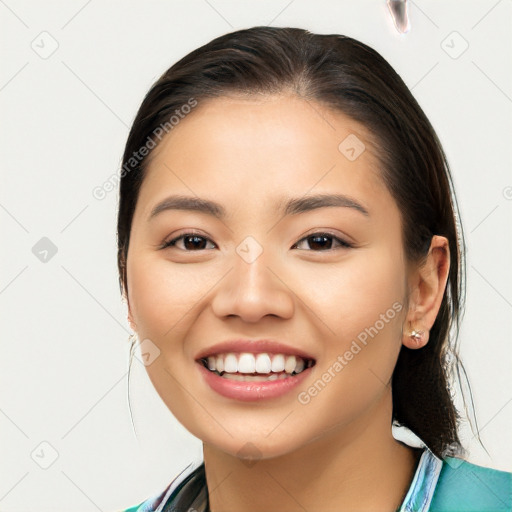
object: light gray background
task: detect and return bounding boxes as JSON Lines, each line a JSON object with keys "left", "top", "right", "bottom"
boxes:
{"left": 1, "top": 1, "right": 511, "bottom": 511}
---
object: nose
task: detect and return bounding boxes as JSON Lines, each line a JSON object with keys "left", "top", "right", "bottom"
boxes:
{"left": 210, "top": 244, "right": 294, "bottom": 323}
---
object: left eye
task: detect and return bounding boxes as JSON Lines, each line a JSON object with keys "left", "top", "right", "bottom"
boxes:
{"left": 292, "top": 233, "right": 352, "bottom": 251}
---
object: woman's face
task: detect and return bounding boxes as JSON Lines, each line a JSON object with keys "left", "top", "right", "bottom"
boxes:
{"left": 126, "top": 93, "right": 410, "bottom": 459}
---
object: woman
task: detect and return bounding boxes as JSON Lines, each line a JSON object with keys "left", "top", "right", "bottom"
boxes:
{"left": 117, "top": 26, "right": 511, "bottom": 511}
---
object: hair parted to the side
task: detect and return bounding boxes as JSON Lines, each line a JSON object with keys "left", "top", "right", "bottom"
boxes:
{"left": 117, "top": 26, "right": 481, "bottom": 466}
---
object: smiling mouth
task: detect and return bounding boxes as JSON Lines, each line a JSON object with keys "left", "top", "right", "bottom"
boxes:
{"left": 198, "top": 352, "right": 316, "bottom": 381}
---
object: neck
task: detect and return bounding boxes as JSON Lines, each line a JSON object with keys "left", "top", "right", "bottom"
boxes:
{"left": 202, "top": 390, "right": 421, "bottom": 512}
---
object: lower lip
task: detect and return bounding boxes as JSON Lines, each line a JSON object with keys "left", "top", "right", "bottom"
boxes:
{"left": 196, "top": 362, "right": 313, "bottom": 402}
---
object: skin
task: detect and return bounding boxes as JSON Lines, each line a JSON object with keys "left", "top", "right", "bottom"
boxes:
{"left": 124, "top": 92, "right": 450, "bottom": 512}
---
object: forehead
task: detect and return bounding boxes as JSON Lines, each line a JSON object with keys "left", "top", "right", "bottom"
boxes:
{"left": 135, "top": 93, "right": 393, "bottom": 222}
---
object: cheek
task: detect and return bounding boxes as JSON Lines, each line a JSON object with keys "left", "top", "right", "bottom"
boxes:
{"left": 127, "top": 254, "right": 210, "bottom": 336}
{"left": 294, "top": 249, "right": 405, "bottom": 335}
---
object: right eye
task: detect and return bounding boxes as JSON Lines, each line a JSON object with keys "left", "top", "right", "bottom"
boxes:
{"left": 161, "top": 232, "right": 217, "bottom": 251}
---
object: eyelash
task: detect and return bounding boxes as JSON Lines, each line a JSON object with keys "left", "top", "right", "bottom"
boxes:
{"left": 160, "top": 231, "right": 353, "bottom": 252}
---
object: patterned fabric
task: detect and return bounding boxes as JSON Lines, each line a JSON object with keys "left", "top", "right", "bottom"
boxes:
{"left": 120, "top": 449, "right": 512, "bottom": 511}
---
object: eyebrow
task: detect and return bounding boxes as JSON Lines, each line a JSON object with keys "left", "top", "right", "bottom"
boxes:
{"left": 148, "top": 193, "right": 370, "bottom": 221}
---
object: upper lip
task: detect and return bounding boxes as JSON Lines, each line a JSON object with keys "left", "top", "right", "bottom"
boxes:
{"left": 194, "top": 339, "right": 317, "bottom": 362}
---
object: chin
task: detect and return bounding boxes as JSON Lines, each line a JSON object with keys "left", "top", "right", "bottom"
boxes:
{"left": 201, "top": 428, "right": 310, "bottom": 463}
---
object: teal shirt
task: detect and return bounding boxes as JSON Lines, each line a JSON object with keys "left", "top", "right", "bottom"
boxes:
{"left": 120, "top": 449, "right": 512, "bottom": 511}
{"left": 430, "top": 456, "right": 512, "bottom": 511}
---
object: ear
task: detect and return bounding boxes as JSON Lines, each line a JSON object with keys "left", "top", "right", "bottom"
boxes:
{"left": 126, "top": 298, "right": 137, "bottom": 332}
{"left": 402, "top": 235, "right": 450, "bottom": 349}
{"left": 121, "top": 273, "right": 137, "bottom": 332}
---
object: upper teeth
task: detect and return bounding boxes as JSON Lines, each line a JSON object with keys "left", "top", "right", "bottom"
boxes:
{"left": 204, "top": 352, "right": 310, "bottom": 375}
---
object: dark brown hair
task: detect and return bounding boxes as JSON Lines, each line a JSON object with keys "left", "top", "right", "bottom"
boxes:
{"left": 118, "top": 27, "right": 478, "bottom": 469}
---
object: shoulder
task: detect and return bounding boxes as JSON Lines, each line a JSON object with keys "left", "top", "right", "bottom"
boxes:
{"left": 429, "top": 456, "right": 512, "bottom": 511}
{"left": 117, "top": 481, "right": 179, "bottom": 512}
{"left": 117, "top": 460, "right": 204, "bottom": 512}
{"left": 117, "top": 486, "right": 169, "bottom": 512}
